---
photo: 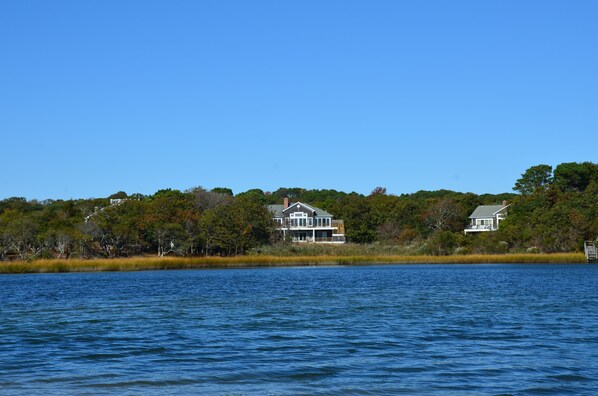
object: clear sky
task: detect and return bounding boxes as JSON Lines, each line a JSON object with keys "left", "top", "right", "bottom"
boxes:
{"left": 1, "top": 1, "right": 596, "bottom": 200}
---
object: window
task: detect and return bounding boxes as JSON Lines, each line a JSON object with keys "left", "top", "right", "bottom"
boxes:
{"left": 289, "top": 212, "right": 308, "bottom": 227}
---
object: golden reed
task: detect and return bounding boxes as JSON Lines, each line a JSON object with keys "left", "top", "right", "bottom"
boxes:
{"left": 0, "top": 253, "right": 586, "bottom": 274}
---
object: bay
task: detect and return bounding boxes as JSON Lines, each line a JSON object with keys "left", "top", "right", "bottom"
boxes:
{"left": 1, "top": 264, "right": 598, "bottom": 395}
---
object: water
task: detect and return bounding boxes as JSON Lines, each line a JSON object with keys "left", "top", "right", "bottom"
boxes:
{"left": 1, "top": 264, "right": 598, "bottom": 395}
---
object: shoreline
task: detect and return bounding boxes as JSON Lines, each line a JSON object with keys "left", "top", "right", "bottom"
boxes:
{"left": 0, "top": 253, "right": 587, "bottom": 274}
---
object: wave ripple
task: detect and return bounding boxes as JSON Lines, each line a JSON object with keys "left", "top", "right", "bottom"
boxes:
{"left": 1, "top": 264, "right": 598, "bottom": 394}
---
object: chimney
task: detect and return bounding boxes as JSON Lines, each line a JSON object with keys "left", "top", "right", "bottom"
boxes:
{"left": 502, "top": 200, "right": 508, "bottom": 206}
{"left": 284, "top": 197, "right": 289, "bottom": 209}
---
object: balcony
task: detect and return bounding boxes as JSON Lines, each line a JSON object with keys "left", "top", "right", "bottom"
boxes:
{"left": 277, "top": 221, "right": 334, "bottom": 230}
{"left": 464, "top": 224, "right": 497, "bottom": 234}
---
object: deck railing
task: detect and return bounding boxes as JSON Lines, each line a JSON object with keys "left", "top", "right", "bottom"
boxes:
{"left": 280, "top": 223, "right": 335, "bottom": 230}
{"left": 464, "top": 225, "right": 496, "bottom": 231}
{"left": 290, "top": 236, "right": 346, "bottom": 243}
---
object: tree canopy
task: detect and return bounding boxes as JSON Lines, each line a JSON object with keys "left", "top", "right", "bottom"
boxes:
{"left": 513, "top": 164, "right": 553, "bottom": 195}
{"left": 0, "top": 162, "right": 595, "bottom": 260}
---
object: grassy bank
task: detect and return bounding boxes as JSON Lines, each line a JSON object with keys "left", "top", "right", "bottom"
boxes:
{"left": 0, "top": 253, "right": 586, "bottom": 274}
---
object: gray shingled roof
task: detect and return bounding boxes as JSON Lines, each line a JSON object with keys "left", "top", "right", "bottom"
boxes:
{"left": 268, "top": 202, "right": 333, "bottom": 218}
{"left": 293, "top": 202, "right": 333, "bottom": 217}
{"left": 268, "top": 204, "right": 285, "bottom": 218}
{"left": 469, "top": 205, "right": 508, "bottom": 219}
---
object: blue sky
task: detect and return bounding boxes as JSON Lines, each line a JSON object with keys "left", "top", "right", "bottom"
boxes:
{"left": 1, "top": 1, "right": 596, "bottom": 200}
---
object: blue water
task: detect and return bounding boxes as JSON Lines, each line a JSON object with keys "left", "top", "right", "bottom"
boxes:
{"left": 1, "top": 264, "right": 598, "bottom": 395}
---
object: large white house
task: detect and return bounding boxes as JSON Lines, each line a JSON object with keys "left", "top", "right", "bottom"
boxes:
{"left": 464, "top": 203, "right": 509, "bottom": 234}
{"left": 268, "top": 198, "right": 346, "bottom": 243}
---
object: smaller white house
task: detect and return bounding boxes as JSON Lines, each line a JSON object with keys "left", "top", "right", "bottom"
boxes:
{"left": 464, "top": 203, "right": 509, "bottom": 234}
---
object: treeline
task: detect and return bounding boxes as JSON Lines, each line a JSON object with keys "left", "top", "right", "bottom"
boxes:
{"left": 0, "top": 189, "right": 274, "bottom": 260}
{"left": 0, "top": 162, "right": 596, "bottom": 260}
{"left": 499, "top": 162, "right": 598, "bottom": 253}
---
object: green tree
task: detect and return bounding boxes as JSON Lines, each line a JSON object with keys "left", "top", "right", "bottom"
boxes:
{"left": 513, "top": 164, "right": 553, "bottom": 195}
{"left": 0, "top": 209, "right": 40, "bottom": 260}
{"left": 198, "top": 195, "right": 273, "bottom": 255}
{"left": 144, "top": 189, "right": 197, "bottom": 256}
{"left": 37, "top": 200, "right": 85, "bottom": 259}
{"left": 553, "top": 162, "right": 598, "bottom": 192}
{"left": 330, "top": 195, "right": 377, "bottom": 243}
{"left": 211, "top": 187, "right": 234, "bottom": 196}
{"left": 425, "top": 230, "right": 459, "bottom": 255}
{"left": 108, "top": 191, "right": 128, "bottom": 199}
{"left": 500, "top": 173, "right": 597, "bottom": 253}
{"left": 236, "top": 188, "right": 268, "bottom": 204}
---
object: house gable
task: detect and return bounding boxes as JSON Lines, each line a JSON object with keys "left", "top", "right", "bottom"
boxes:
{"left": 282, "top": 202, "right": 333, "bottom": 218}
{"left": 469, "top": 205, "right": 508, "bottom": 219}
{"left": 283, "top": 202, "right": 314, "bottom": 218}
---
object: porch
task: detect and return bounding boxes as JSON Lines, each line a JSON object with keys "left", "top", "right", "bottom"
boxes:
{"left": 290, "top": 235, "right": 347, "bottom": 243}
{"left": 464, "top": 224, "right": 497, "bottom": 233}
{"left": 285, "top": 229, "right": 346, "bottom": 244}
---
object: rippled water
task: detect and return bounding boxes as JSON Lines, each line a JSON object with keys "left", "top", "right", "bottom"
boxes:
{"left": 1, "top": 264, "right": 598, "bottom": 395}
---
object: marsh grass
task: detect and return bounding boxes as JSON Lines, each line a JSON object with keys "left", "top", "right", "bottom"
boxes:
{"left": 251, "top": 243, "right": 419, "bottom": 257}
{"left": 0, "top": 253, "right": 586, "bottom": 274}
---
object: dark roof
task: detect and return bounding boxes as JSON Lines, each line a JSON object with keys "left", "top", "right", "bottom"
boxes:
{"left": 268, "top": 202, "right": 333, "bottom": 217}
